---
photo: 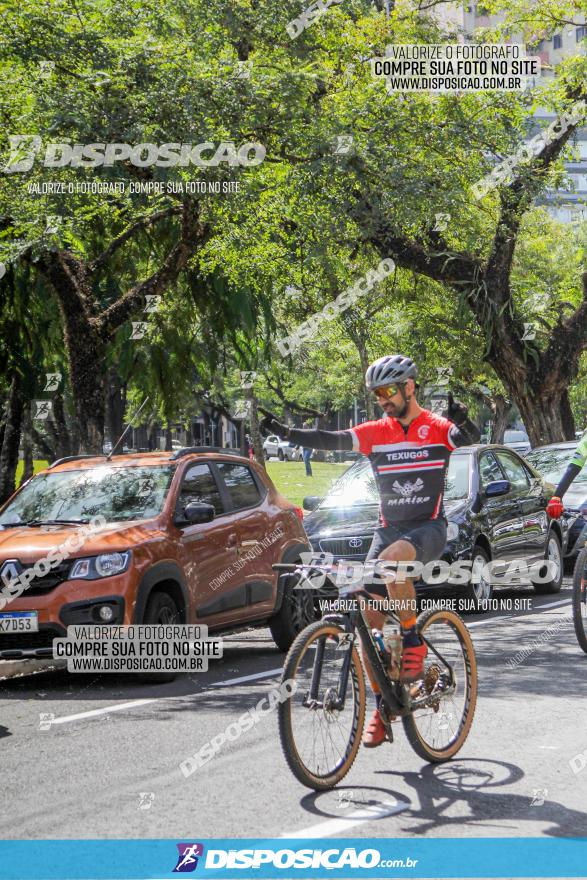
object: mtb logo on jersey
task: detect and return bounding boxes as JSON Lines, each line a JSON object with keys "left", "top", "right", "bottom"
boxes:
{"left": 392, "top": 478, "right": 425, "bottom": 497}
{"left": 350, "top": 410, "right": 458, "bottom": 523}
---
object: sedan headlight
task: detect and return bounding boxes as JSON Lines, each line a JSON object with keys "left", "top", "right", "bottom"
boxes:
{"left": 70, "top": 552, "right": 131, "bottom": 580}
{"left": 446, "top": 521, "right": 459, "bottom": 542}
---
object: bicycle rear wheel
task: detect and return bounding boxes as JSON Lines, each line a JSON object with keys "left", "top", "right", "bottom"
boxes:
{"left": 572, "top": 547, "right": 587, "bottom": 654}
{"left": 278, "top": 619, "right": 366, "bottom": 790}
{"left": 402, "top": 608, "right": 477, "bottom": 763}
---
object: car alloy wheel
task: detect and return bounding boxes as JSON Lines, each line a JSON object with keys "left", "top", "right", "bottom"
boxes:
{"left": 533, "top": 532, "right": 563, "bottom": 594}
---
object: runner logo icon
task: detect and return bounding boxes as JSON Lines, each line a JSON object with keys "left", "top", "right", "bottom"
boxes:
{"left": 173, "top": 843, "right": 204, "bottom": 873}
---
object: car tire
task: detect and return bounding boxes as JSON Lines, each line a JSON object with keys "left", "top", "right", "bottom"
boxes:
{"left": 269, "top": 573, "right": 316, "bottom": 652}
{"left": 532, "top": 530, "right": 563, "bottom": 594}
{"left": 137, "top": 591, "right": 181, "bottom": 683}
{"left": 278, "top": 449, "right": 284, "bottom": 461}
{"left": 460, "top": 545, "right": 493, "bottom": 613}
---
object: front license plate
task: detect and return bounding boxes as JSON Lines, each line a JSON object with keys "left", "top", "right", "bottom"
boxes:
{"left": 0, "top": 612, "right": 39, "bottom": 633}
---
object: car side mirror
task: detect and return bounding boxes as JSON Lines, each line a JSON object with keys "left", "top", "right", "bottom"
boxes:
{"left": 303, "top": 496, "right": 322, "bottom": 511}
{"left": 177, "top": 502, "right": 215, "bottom": 524}
{"left": 484, "top": 479, "right": 511, "bottom": 498}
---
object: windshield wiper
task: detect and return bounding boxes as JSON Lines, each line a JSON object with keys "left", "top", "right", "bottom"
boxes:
{"left": 1, "top": 518, "right": 91, "bottom": 528}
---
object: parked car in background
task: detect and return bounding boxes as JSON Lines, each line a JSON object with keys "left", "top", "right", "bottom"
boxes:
{"left": 525, "top": 441, "right": 587, "bottom": 562}
{"left": 503, "top": 429, "right": 531, "bottom": 456}
{"left": 0, "top": 448, "right": 312, "bottom": 676}
{"left": 262, "top": 435, "right": 297, "bottom": 461}
{"left": 303, "top": 446, "right": 567, "bottom": 611}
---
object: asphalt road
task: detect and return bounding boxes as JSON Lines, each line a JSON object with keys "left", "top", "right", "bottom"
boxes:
{"left": 0, "top": 581, "right": 586, "bottom": 842}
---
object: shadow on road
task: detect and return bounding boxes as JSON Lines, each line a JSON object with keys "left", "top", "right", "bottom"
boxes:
{"left": 299, "top": 758, "right": 587, "bottom": 838}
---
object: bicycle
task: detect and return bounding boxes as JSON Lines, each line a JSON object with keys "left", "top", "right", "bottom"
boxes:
{"left": 273, "top": 560, "right": 478, "bottom": 791}
{"left": 572, "top": 546, "right": 587, "bottom": 653}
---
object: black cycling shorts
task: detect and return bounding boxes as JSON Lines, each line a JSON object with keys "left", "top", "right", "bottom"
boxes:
{"left": 363, "top": 518, "right": 448, "bottom": 599}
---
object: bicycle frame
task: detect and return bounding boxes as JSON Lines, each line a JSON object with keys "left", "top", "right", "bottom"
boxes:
{"left": 275, "top": 561, "right": 459, "bottom": 718}
{"left": 326, "top": 601, "right": 410, "bottom": 717}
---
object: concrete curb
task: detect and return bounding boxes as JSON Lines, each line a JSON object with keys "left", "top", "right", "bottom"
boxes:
{"left": 0, "top": 659, "right": 66, "bottom": 681}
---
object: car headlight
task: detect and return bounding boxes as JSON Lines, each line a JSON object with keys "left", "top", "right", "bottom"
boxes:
{"left": 446, "top": 522, "right": 459, "bottom": 542}
{"left": 70, "top": 552, "right": 131, "bottom": 580}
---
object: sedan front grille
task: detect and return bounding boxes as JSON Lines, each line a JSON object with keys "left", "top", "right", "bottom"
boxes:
{"left": 318, "top": 535, "right": 373, "bottom": 558}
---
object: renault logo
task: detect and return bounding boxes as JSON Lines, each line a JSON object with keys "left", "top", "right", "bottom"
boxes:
{"left": 348, "top": 538, "right": 363, "bottom": 549}
{"left": 0, "top": 560, "right": 22, "bottom": 586}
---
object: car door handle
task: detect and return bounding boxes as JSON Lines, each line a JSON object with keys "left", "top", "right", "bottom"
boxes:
{"left": 226, "top": 533, "right": 239, "bottom": 549}
{"left": 241, "top": 540, "right": 259, "bottom": 548}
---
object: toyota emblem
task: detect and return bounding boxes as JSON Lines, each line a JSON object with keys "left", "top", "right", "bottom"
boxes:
{"left": 348, "top": 538, "right": 363, "bottom": 549}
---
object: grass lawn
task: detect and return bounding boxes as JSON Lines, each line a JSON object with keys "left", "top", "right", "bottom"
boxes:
{"left": 15, "top": 460, "right": 49, "bottom": 484}
{"left": 266, "top": 460, "right": 349, "bottom": 507}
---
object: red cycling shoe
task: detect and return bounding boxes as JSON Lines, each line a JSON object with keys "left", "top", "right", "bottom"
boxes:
{"left": 400, "top": 641, "right": 427, "bottom": 683}
{"left": 362, "top": 709, "right": 388, "bottom": 748}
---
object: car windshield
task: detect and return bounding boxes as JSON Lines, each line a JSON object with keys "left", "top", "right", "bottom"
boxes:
{"left": 526, "top": 447, "right": 587, "bottom": 484}
{"left": 319, "top": 454, "right": 470, "bottom": 508}
{"left": 0, "top": 465, "right": 176, "bottom": 525}
{"left": 504, "top": 430, "right": 529, "bottom": 442}
{"left": 444, "top": 454, "right": 471, "bottom": 500}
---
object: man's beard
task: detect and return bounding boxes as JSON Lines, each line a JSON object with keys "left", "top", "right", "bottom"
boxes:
{"left": 384, "top": 399, "right": 409, "bottom": 419}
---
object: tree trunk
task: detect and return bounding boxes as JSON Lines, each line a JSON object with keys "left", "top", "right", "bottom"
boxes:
{"left": 106, "top": 368, "right": 125, "bottom": 446}
{"left": 51, "top": 393, "right": 73, "bottom": 459}
{"left": 247, "top": 389, "right": 265, "bottom": 469}
{"left": 560, "top": 389, "right": 576, "bottom": 440}
{"left": 490, "top": 395, "right": 510, "bottom": 444}
{"left": 66, "top": 325, "right": 106, "bottom": 453}
{"left": 164, "top": 426, "right": 173, "bottom": 452}
{"left": 20, "top": 403, "right": 34, "bottom": 485}
{"left": 512, "top": 387, "right": 573, "bottom": 447}
{"left": 0, "top": 376, "right": 25, "bottom": 504}
{"left": 357, "top": 345, "right": 374, "bottom": 420}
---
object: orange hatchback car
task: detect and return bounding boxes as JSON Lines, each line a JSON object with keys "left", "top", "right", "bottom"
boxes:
{"left": 0, "top": 448, "right": 313, "bottom": 666}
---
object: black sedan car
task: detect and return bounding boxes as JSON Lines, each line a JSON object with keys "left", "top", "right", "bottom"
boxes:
{"left": 303, "top": 445, "right": 567, "bottom": 611}
{"left": 525, "top": 441, "right": 587, "bottom": 562}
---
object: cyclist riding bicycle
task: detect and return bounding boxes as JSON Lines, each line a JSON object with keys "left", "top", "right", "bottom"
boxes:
{"left": 260, "top": 354, "right": 481, "bottom": 747}
{"left": 545, "top": 432, "right": 587, "bottom": 520}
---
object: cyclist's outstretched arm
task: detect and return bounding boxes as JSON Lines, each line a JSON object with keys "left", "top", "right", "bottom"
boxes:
{"left": 259, "top": 411, "right": 353, "bottom": 451}
{"left": 554, "top": 434, "right": 587, "bottom": 498}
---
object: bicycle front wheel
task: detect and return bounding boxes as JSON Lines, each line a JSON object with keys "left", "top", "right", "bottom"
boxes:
{"left": 278, "top": 619, "right": 366, "bottom": 790}
{"left": 402, "top": 608, "right": 477, "bottom": 763}
{"left": 572, "top": 547, "right": 587, "bottom": 654}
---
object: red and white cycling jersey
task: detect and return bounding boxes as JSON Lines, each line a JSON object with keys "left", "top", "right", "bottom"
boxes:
{"left": 348, "top": 409, "right": 461, "bottom": 524}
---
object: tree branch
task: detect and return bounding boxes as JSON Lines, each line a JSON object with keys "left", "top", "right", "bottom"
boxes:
{"left": 97, "top": 200, "right": 208, "bottom": 339}
{"left": 90, "top": 206, "right": 182, "bottom": 272}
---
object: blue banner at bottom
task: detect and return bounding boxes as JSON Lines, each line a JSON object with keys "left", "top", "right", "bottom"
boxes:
{"left": 0, "top": 838, "right": 586, "bottom": 879}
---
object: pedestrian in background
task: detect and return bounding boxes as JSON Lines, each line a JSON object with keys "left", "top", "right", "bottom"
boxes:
{"left": 302, "top": 420, "right": 313, "bottom": 477}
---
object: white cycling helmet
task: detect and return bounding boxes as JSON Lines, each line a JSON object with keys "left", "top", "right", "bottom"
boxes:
{"left": 365, "top": 354, "right": 418, "bottom": 390}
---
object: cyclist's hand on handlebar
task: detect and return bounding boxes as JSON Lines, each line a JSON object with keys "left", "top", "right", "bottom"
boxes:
{"left": 546, "top": 496, "right": 564, "bottom": 519}
{"left": 258, "top": 407, "right": 290, "bottom": 438}
{"left": 443, "top": 391, "right": 469, "bottom": 426}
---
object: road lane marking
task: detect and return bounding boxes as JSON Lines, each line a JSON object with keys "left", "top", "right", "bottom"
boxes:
{"left": 50, "top": 698, "right": 157, "bottom": 724}
{"left": 210, "top": 668, "right": 283, "bottom": 687}
{"left": 281, "top": 798, "right": 408, "bottom": 837}
{"left": 467, "top": 600, "right": 570, "bottom": 627}
{"left": 48, "top": 668, "right": 284, "bottom": 724}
